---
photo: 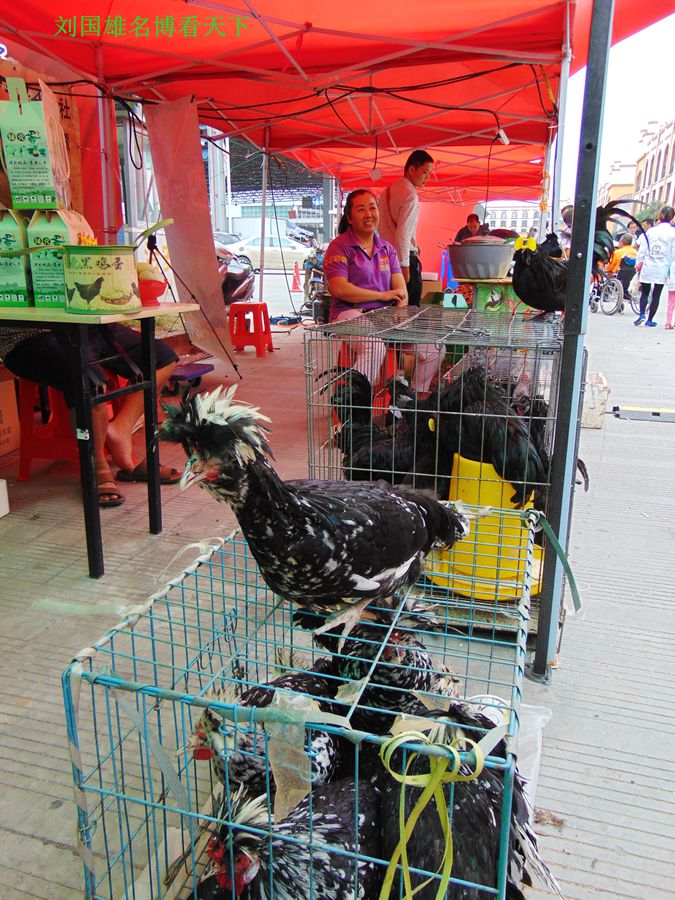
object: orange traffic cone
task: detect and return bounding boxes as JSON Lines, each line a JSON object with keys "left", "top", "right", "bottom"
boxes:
{"left": 291, "top": 262, "right": 302, "bottom": 291}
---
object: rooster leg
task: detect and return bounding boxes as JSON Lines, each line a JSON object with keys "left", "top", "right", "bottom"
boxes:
{"left": 313, "top": 596, "right": 373, "bottom": 648}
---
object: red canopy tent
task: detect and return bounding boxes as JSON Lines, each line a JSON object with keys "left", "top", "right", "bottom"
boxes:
{"left": 3, "top": 1, "right": 671, "bottom": 183}
{"left": 1, "top": 1, "right": 671, "bottom": 246}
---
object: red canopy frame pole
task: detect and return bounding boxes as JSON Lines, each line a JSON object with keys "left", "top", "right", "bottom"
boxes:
{"left": 258, "top": 125, "right": 270, "bottom": 301}
{"left": 95, "top": 46, "right": 118, "bottom": 245}
{"left": 529, "top": 0, "right": 615, "bottom": 682}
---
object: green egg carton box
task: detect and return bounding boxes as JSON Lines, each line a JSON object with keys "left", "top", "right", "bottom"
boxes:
{"left": 27, "top": 209, "right": 94, "bottom": 307}
{"left": 0, "top": 78, "right": 71, "bottom": 210}
{"left": 0, "top": 208, "right": 32, "bottom": 307}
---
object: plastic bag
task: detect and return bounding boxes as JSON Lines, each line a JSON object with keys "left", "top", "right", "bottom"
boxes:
{"left": 628, "top": 273, "right": 640, "bottom": 298}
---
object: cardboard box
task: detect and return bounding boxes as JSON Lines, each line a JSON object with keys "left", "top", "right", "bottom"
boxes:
{"left": 422, "top": 278, "right": 442, "bottom": 301}
{"left": 27, "top": 209, "right": 94, "bottom": 307}
{"left": 0, "top": 78, "right": 71, "bottom": 209}
{"left": 0, "top": 207, "right": 32, "bottom": 306}
{"left": 0, "top": 379, "right": 20, "bottom": 456}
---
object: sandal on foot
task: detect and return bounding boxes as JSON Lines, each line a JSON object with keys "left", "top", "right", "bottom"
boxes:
{"left": 98, "top": 479, "right": 125, "bottom": 508}
{"left": 117, "top": 461, "right": 181, "bottom": 484}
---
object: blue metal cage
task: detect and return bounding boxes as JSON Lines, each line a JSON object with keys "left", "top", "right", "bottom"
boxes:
{"left": 62, "top": 512, "right": 538, "bottom": 899}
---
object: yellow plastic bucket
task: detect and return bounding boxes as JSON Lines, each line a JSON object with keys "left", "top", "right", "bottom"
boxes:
{"left": 427, "top": 454, "right": 543, "bottom": 601}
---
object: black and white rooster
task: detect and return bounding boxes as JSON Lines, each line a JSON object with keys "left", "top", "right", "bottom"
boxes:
{"left": 188, "top": 660, "right": 341, "bottom": 797}
{"left": 294, "top": 597, "right": 460, "bottom": 734}
{"left": 192, "top": 778, "right": 385, "bottom": 899}
{"left": 161, "top": 385, "right": 469, "bottom": 637}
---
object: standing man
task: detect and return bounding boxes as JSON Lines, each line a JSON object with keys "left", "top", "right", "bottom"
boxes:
{"left": 378, "top": 150, "right": 434, "bottom": 307}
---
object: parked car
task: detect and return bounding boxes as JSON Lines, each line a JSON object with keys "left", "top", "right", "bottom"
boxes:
{"left": 219, "top": 234, "right": 308, "bottom": 269}
{"left": 214, "top": 230, "right": 242, "bottom": 246}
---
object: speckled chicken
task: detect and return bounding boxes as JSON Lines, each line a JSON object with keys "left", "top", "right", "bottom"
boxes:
{"left": 198, "top": 778, "right": 385, "bottom": 899}
{"left": 188, "top": 659, "right": 341, "bottom": 797}
{"left": 162, "top": 385, "right": 469, "bottom": 637}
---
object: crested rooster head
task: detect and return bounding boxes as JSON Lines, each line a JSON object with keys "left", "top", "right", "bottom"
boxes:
{"left": 161, "top": 385, "right": 272, "bottom": 491}
{"left": 207, "top": 789, "right": 268, "bottom": 894}
{"left": 187, "top": 708, "right": 223, "bottom": 760}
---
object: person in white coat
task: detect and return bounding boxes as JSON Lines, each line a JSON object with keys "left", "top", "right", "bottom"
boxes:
{"left": 634, "top": 206, "right": 675, "bottom": 327}
{"left": 378, "top": 150, "right": 434, "bottom": 307}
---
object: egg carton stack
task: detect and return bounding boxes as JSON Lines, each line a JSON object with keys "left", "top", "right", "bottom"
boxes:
{"left": 62, "top": 523, "right": 557, "bottom": 899}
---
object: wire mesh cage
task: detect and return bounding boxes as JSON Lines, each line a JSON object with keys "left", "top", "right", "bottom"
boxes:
{"left": 62, "top": 518, "right": 551, "bottom": 899}
{"left": 304, "top": 307, "right": 564, "bottom": 509}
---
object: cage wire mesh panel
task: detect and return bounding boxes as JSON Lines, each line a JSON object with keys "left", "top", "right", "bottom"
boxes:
{"left": 61, "top": 518, "right": 550, "bottom": 899}
{"left": 304, "top": 308, "right": 564, "bottom": 624}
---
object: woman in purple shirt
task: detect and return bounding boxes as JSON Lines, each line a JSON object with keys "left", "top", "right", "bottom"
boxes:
{"left": 325, "top": 189, "right": 440, "bottom": 391}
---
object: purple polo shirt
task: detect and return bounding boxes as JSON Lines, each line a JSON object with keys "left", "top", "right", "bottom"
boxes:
{"left": 325, "top": 226, "right": 402, "bottom": 320}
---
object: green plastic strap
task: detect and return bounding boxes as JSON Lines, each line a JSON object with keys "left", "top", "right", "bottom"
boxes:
{"left": 524, "top": 510, "right": 581, "bottom": 612}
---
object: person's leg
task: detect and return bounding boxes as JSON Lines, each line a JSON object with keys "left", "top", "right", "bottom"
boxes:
{"left": 102, "top": 324, "right": 178, "bottom": 472}
{"left": 5, "top": 332, "right": 124, "bottom": 505}
{"left": 332, "top": 308, "right": 386, "bottom": 384}
{"left": 636, "top": 282, "right": 651, "bottom": 323}
{"left": 410, "top": 343, "right": 443, "bottom": 392}
{"left": 646, "top": 283, "right": 664, "bottom": 323}
{"left": 407, "top": 254, "right": 423, "bottom": 308}
{"left": 666, "top": 290, "right": 675, "bottom": 329}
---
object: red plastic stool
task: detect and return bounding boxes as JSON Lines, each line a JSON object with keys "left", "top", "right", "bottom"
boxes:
{"left": 17, "top": 373, "right": 125, "bottom": 482}
{"left": 229, "top": 302, "right": 274, "bottom": 357}
{"left": 17, "top": 379, "right": 78, "bottom": 482}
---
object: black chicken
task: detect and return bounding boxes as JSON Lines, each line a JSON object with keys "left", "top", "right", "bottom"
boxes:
{"left": 74, "top": 276, "right": 104, "bottom": 304}
{"left": 427, "top": 367, "right": 547, "bottom": 507}
{"left": 161, "top": 385, "right": 469, "bottom": 637}
{"left": 188, "top": 659, "right": 342, "bottom": 797}
{"left": 201, "top": 778, "right": 385, "bottom": 898}
{"left": 332, "top": 372, "right": 440, "bottom": 486}
{"left": 512, "top": 201, "right": 644, "bottom": 313}
{"left": 380, "top": 709, "right": 561, "bottom": 899}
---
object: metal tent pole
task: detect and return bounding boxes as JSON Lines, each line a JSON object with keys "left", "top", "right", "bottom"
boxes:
{"left": 258, "top": 126, "right": 270, "bottom": 301}
{"left": 550, "top": 0, "right": 573, "bottom": 220}
{"left": 529, "top": 0, "right": 615, "bottom": 681}
{"left": 95, "top": 47, "right": 118, "bottom": 245}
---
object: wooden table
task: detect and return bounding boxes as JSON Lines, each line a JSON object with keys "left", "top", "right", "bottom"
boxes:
{"left": 0, "top": 303, "right": 199, "bottom": 577}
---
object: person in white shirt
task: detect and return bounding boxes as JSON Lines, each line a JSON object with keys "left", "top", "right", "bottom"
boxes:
{"left": 634, "top": 206, "right": 675, "bottom": 327}
{"left": 378, "top": 150, "right": 434, "bottom": 307}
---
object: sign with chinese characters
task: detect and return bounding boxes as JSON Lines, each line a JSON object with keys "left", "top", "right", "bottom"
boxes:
{"left": 54, "top": 14, "right": 250, "bottom": 39}
{"left": 0, "top": 78, "right": 71, "bottom": 209}
{"left": 63, "top": 244, "right": 142, "bottom": 315}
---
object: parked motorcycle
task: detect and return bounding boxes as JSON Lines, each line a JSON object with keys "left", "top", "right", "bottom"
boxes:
{"left": 216, "top": 244, "right": 256, "bottom": 306}
{"left": 300, "top": 245, "right": 326, "bottom": 312}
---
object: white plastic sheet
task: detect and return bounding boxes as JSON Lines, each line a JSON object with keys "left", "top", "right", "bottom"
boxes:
{"left": 145, "top": 96, "right": 233, "bottom": 363}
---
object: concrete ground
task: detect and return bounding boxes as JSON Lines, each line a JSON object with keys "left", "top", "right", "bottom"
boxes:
{"left": 0, "top": 295, "right": 673, "bottom": 898}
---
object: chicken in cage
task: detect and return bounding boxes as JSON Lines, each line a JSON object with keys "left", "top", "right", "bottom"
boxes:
{"left": 62, "top": 526, "right": 559, "bottom": 900}
{"left": 303, "top": 306, "right": 586, "bottom": 525}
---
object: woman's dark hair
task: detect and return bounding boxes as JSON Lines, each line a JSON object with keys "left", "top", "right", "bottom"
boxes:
{"left": 658, "top": 206, "right": 674, "bottom": 223}
{"left": 338, "top": 189, "right": 378, "bottom": 234}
